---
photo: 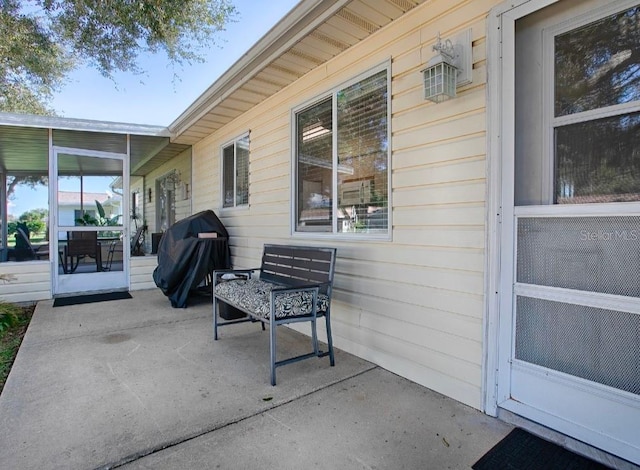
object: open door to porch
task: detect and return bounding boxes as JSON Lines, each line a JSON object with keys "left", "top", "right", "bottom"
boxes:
{"left": 493, "top": 0, "right": 640, "bottom": 464}
{"left": 51, "top": 146, "right": 129, "bottom": 296}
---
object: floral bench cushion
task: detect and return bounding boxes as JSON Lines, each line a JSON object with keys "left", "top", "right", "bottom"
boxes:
{"left": 215, "top": 278, "right": 330, "bottom": 319}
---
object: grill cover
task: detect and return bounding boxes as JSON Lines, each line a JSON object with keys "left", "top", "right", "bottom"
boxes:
{"left": 153, "top": 210, "right": 230, "bottom": 308}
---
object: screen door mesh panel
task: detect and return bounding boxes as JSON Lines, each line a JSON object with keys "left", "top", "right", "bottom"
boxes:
{"left": 517, "top": 217, "right": 640, "bottom": 297}
{"left": 515, "top": 296, "right": 640, "bottom": 395}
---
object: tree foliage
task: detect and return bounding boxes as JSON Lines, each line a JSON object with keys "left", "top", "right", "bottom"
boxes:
{"left": 0, "top": 0, "right": 236, "bottom": 114}
{"left": 0, "top": 1, "right": 67, "bottom": 115}
{"left": 7, "top": 208, "right": 48, "bottom": 236}
{"left": 75, "top": 200, "right": 120, "bottom": 227}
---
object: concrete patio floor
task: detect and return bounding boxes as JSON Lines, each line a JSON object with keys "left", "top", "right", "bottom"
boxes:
{"left": 0, "top": 289, "right": 513, "bottom": 469}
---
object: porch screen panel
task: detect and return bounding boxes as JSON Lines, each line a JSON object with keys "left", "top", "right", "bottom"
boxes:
{"left": 515, "top": 296, "right": 640, "bottom": 395}
{"left": 517, "top": 216, "right": 640, "bottom": 297}
{"left": 56, "top": 154, "right": 124, "bottom": 228}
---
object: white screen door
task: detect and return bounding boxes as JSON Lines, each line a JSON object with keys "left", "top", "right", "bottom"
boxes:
{"left": 52, "top": 147, "right": 129, "bottom": 295}
{"left": 497, "top": 0, "right": 640, "bottom": 464}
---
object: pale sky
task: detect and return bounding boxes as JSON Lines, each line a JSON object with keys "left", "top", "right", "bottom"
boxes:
{"left": 50, "top": 0, "right": 300, "bottom": 126}
{"left": 10, "top": 0, "right": 300, "bottom": 217}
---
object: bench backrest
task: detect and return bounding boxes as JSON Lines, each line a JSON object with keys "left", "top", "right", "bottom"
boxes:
{"left": 260, "top": 244, "right": 337, "bottom": 295}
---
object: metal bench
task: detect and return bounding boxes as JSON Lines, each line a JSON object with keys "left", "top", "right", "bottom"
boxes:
{"left": 213, "top": 244, "right": 337, "bottom": 385}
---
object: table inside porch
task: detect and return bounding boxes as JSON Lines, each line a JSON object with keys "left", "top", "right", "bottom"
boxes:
{"left": 58, "top": 236, "right": 120, "bottom": 274}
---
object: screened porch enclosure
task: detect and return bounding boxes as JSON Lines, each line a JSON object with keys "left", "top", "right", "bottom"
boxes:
{"left": 0, "top": 115, "right": 190, "bottom": 297}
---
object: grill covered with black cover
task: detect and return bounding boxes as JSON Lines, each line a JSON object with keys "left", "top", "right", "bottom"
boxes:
{"left": 153, "top": 210, "right": 230, "bottom": 308}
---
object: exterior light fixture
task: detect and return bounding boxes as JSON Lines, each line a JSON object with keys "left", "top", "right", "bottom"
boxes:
{"left": 421, "top": 30, "right": 472, "bottom": 103}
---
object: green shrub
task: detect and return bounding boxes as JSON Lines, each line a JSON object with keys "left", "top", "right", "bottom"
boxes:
{"left": 0, "top": 302, "right": 21, "bottom": 333}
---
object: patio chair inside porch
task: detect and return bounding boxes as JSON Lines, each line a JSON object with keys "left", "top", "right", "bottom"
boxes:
{"left": 64, "top": 231, "right": 101, "bottom": 273}
{"left": 9, "top": 223, "right": 50, "bottom": 261}
{"left": 102, "top": 225, "right": 146, "bottom": 271}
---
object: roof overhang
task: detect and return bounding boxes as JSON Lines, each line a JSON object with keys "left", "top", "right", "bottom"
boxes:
{"left": 169, "top": 0, "right": 426, "bottom": 145}
{"left": 0, "top": 112, "right": 190, "bottom": 176}
{"left": 0, "top": 0, "right": 427, "bottom": 172}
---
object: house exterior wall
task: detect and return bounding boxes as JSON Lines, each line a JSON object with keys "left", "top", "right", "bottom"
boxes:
{"left": 0, "top": 261, "right": 51, "bottom": 303}
{"left": 130, "top": 256, "right": 157, "bottom": 291}
{"left": 0, "top": 254, "right": 157, "bottom": 300}
{"left": 142, "top": 148, "right": 192, "bottom": 252}
{"left": 192, "top": 0, "right": 500, "bottom": 409}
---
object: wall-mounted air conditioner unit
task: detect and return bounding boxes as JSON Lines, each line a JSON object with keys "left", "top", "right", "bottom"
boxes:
{"left": 340, "top": 180, "right": 372, "bottom": 205}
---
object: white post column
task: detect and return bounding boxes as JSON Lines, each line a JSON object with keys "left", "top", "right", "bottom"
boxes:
{"left": 0, "top": 171, "right": 7, "bottom": 256}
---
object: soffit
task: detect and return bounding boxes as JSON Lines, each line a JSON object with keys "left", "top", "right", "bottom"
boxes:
{"left": 170, "top": 0, "right": 425, "bottom": 145}
{"left": 0, "top": 115, "right": 189, "bottom": 176}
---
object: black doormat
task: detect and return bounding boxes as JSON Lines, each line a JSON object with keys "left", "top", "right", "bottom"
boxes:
{"left": 53, "top": 291, "right": 132, "bottom": 307}
{"left": 473, "top": 428, "right": 611, "bottom": 470}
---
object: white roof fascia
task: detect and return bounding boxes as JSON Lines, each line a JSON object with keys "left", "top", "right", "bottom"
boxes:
{"left": 169, "top": 0, "right": 351, "bottom": 138}
{"left": 0, "top": 112, "right": 172, "bottom": 137}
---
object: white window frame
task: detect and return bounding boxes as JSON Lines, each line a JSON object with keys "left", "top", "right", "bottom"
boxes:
{"left": 290, "top": 61, "right": 392, "bottom": 240}
{"left": 220, "top": 132, "right": 250, "bottom": 210}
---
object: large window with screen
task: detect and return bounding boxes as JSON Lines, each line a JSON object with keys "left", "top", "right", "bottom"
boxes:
{"left": 294, "top": 66, "right": 390, "bottom": 236}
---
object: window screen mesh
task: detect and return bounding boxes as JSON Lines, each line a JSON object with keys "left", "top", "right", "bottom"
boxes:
{"left": 337, "top": 70, "right": 388, "bottom": 233}
{"left": 554, "top": 6, "right": 640, "bottom": 117}
{"left": 515, "top": 296, "right": 640, "bottom": 395}
{"left": 295, "top": 69, "right": 390, "bottom": 234}
{"left": 236, "top": 136, "right": 249, "bottom": 206}
{"left": 517, "top": 216, "right": 640, "bottom": 297}
{"left": 555, "top": 113, "right": 640, "bottom": 204}
{"left": 296, "top": 98, "right": 333, "bottom": 232}
{"left": 222, "top": 144, "right": 234, "bottom": 208}
{"left": 221, "top": 136, "right": 249, "bottom": 208}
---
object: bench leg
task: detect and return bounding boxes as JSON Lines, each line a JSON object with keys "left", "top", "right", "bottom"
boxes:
{"left": 311, "top": 317, "right": 319, "bottom": 356}
{"left": 270, "top": 318, "right": 277, "bottom": 386}
{"left": 213, "top": 299, "right": 219, "bottom": 340}
{"left": 325, "top": 312, "right": 335, "bottom": 367}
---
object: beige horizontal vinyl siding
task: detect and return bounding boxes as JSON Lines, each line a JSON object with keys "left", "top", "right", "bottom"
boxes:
{"left": 194, "top": 108, "right": 293, "bottom": 251}
{"left": 191, "top": 0, "right": 500, "bottom": 409}
{"left": 130, "top": 256, "right": 158, "bottom": 291}
{"left": 0, "top": 262, "right": 51, "bottom": 303}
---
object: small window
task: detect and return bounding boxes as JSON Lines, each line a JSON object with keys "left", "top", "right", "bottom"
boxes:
{"left": 294, "top": 66, "right": 390, "bottom": 235}
{"left": 222, "top": 134, "right": 249, "bottom": 208}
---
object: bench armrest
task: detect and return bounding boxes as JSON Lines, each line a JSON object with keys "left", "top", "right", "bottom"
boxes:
{"left": 271, "top": 281, "right": 329, "bottom": 293}
{"left": 213, "top": 268, "right": 260, "bottom": 275}
{"left": 213, "top": 268, "right": 260, "bottom": 282}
